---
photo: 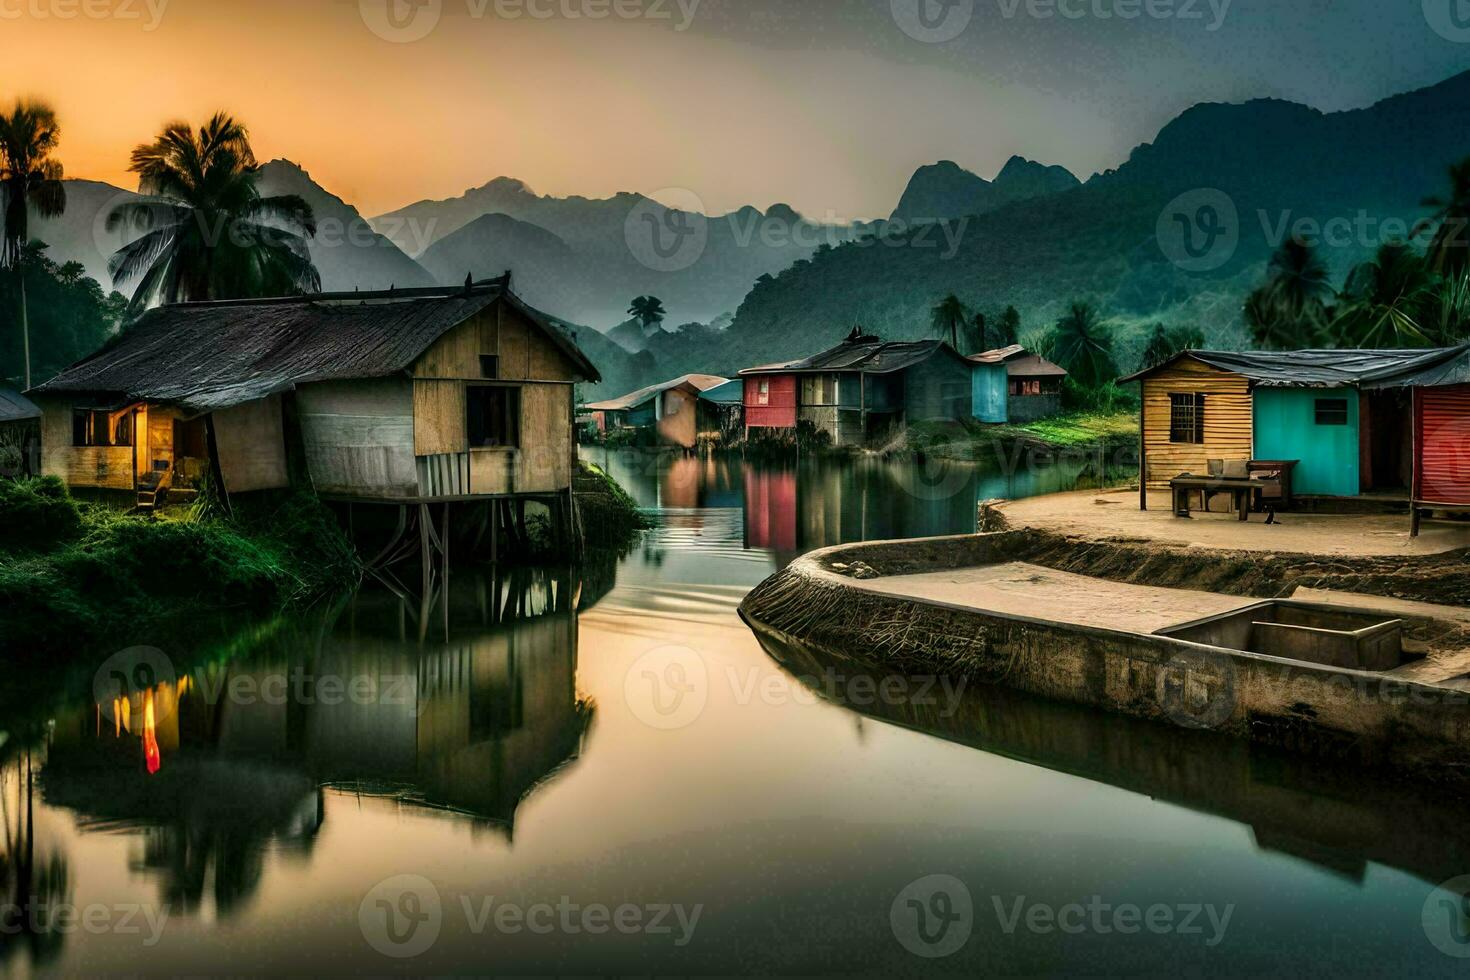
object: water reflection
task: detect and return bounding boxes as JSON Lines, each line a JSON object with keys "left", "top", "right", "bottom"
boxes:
{"left": 1, "top": 752, "right": 73, "bottom": 969}
{"left": 752, "top": 626, "right": 1470, "bottom": 893}
{"left": 584, "top": 447, "right": 1130, "bottom": 562}
{"left": 32, "top": 566, "right": 589, "bottom": 932}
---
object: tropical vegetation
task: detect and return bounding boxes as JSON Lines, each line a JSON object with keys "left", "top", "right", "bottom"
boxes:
{"left": 106, "top": 112, "right": 319, "bottom": 315}
{"left": 0, "top": 99, "right": 67, "bottom": 389}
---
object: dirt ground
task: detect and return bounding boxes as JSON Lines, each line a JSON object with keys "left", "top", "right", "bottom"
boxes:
{"left": 849, "top": 560, "right": 1256, "bottom": 633}
{"left": 994, "top": 489, "right": 1470, "bottom": 557}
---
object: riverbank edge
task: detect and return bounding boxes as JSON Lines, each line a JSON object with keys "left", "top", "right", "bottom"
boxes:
{"left": 738, "top": 531, "right": 1470, "bottom": 783}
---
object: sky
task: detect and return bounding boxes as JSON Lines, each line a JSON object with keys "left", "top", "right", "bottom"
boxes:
{"left": 1, "top": 0, "right": 1467, "bottom": 219}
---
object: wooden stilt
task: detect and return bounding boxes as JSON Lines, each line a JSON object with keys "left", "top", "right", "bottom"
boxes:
{"left": 442, "top": 502, "right": 451, "bottom": 641}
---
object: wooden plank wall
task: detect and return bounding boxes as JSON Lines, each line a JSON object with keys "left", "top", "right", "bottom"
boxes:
{"left": 36, "top": 396, "right": 134, "bottom": 491}
{"left": 1142, "top": 359, "right": 1252, "bottom": 487}
{"left": 414, "top": 301, "right": 578, "bottom": 497}
{"left": 213, "top": 395, "right": 289, "bottom": 493}
{"left": 297, "top": 378, "right": 418, "bottom": 498}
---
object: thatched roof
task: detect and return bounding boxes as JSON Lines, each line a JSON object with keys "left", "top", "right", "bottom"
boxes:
{"left": 32, "top": 278, "right": 600, "bottom": 412}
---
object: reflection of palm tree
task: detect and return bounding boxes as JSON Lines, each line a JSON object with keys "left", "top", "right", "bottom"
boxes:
{"left": 1333, "top": 242, "right": 1436, "bottom": 348}
{"left": 1, "top": 752, "right": 73, "bottom": 967}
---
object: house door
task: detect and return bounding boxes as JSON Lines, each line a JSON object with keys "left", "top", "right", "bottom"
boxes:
{"left": 1360, "top": 389, "right": 1414, "bottom": 493}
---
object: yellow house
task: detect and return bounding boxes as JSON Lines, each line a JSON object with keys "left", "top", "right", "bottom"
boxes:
{"left": 30, "top": 277, "right": 600, "bottom": 522}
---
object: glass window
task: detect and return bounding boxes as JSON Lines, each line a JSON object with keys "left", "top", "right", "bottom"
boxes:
{"left": 1169, "top": 393, "right": 1206, "bottom": 443}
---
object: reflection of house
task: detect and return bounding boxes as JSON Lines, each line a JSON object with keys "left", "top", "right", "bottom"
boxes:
{"left": 29, "top": 276, "right": 598, "bottom": 510}
{"left": 584, "top": 374, "right": 729, "bottom": 449}
{"left": 968, "top": 345, "right": 1067, "bottom": 423}
{"left": 740, "top": 331, "right": 971, "bottom": 446}
{"left": 0, "top": 385, "right": 40, "bottom": 477}
{"left": 1123, "top": 348, "right": 1452, "bottom": 501}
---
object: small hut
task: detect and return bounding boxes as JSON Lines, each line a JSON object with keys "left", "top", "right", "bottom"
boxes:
{"left": 740, "top": 332, "right": 971, "bottom": 446}
{"left": 30, "top": 277, "right": 599, "bottom": 547}
{"left": 0, "top": 385, "right": 41, "bottom": 478}
{"left": 583, "top": 374, "right": 729, "bottom": 449}
{"left": 967, "top": 345, "right": 1068, "bottom": 423}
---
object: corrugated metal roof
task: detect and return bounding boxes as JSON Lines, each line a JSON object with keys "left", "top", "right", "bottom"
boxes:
{"left": 584, "top": 373, "right": 728, "bottom": 412}
{"left": 1361, "top": 342, "right": 1470, "bottom": 389}
{"left": 1121, "top": 348, "right": 1452, "bottom": 388}
{"left": 0, "top": 385, "right": 40, "bottom": 423}
{"left": 967, "top": 344, "right": 1027, "bottom": 365}
{"left": 31, "top": 281, "right": 600, "bottom": 412}
{"left": 740, "top": 338, "right": 956, "bottom": 376}
{"left": 698, "top": 379, "right": 745, "bottom": 404}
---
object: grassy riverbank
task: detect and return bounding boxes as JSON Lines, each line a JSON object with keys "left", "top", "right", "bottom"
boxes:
{"left": 0, "top": 477, "right": 361, "bottom": 659}
{"left": 574, "top": 460, "right": 653, "bottom": 548}
{"left": 901, "top": 411, "right": 1139, "bottom": 464}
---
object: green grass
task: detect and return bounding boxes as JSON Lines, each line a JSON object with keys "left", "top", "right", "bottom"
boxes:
{"left": 904, "top": 411, "right": 1139, "bottom": 463}
{"left": 0, "top": 479, "right": 361, "bottom": 660}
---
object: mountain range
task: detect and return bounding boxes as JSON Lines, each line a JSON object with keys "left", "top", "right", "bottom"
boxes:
{"left": 25, "top": 68, "right": 1470, "bottom": 398}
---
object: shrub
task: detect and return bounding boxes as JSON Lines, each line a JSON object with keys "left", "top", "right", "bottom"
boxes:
{"left": 0, "top": 476, "right": 83, "bottom": 552}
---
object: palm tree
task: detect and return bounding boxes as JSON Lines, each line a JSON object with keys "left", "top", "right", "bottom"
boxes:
{"left": 106, "top": 112, "right": 318, "bottom": 315}
{"left": 1243, "top": 236, "right": 1331, "bottom": 349}
{"left": 996, "top": 305, "right": 1021, "bottom": 347}
{"left": 1050, "top": 301, "right": 1118, "bottom": 388}
{"left": 627, "top": 295, "right": 666, "bottom": 337}
{"left": 1141, "top": 323, "right": 1205, "bottom": 368}
{"left": 1419, "top": 157, "right": 1470, "bottom": 279}
{"left": 930, "top": 293, "right": 966, "bottom": 350}
{"left": 0, "top": 100, "right": 66, "bottom": 389}
{"left": 1332, "top": 242, "right": 1437, "bottom": 348}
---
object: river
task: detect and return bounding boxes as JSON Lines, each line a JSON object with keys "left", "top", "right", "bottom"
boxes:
{"left": 1, "top": 450, "right": 1465, "bottom": 976}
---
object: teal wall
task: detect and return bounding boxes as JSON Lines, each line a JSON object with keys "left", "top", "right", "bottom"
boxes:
{"left": 1252, "top": 387, "right": 1360, "bottom": 496}
{"left": 971, "top": 364, "right": 1008, "bottom": 423}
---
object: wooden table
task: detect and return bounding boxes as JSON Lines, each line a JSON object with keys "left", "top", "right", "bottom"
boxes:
{"left": 1169, "top": 475, "right": 1267, "bottom": 521}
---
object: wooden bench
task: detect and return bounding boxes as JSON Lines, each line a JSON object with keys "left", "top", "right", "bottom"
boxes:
{"left": 1169, "top": 475, "right": 1267, "bottom": 521}
{"left": 1411, "top": 500, "right": 1470, "bottom": 537}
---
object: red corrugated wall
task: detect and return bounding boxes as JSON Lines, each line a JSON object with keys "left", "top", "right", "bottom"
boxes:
{"left": 744, "top": 375, "right": 798, "bottom": 429}
{"left": 1416, "top": 385, "right": 1470, "bottom": 504}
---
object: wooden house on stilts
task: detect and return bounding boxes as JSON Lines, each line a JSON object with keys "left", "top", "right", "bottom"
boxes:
{"left": 29, "top": 275, "right": 601, "bottom": 576}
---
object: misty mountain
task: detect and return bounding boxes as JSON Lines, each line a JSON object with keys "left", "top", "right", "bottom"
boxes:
{"left": 416, "top": 212, "right": 577, "bottom": 304}
{"left": 369, "top": 180, "right": 866, "bottom": 328}
{"left": 29, "top": 178, "right": 140, "bottom": 295}
{"left": 256, "top": 160, "right": 436, "bottom": 291}
{"left": 704, "top": 70, "right": 1470, "bottom": 377}
{"left": 889, "top": 156, "right": 1080, "bottom": 224}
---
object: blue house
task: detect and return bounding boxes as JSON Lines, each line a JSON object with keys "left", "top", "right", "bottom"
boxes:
{"left": 968, "top": 345, "right": 1068, "bottom": 423}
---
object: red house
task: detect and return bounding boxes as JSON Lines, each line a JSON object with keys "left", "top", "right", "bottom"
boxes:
{"left": 743, "top": 374, "right": 799, "bottom": 431}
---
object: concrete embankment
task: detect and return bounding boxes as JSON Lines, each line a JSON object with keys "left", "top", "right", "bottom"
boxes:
{"left": 739, "top": 531, "right": 1470, "bottom": 780}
